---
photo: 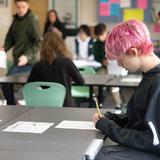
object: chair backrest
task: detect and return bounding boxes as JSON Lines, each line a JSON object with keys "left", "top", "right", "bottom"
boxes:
{"left": 79, "top": 66, "right": 96, "bottom": 75}
{"left": 23, "top": 82, "right": 66, "bottom": 107}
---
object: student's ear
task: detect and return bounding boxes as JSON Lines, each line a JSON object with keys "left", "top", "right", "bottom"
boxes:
{"left": 127, "top": 48, "right": 138, "bottom": 57}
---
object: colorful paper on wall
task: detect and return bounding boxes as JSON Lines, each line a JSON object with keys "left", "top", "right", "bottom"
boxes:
{"left": 137, "top": 0, "right": 148, "bottom": 9}
{"left": 110, "top": 0, "right": 120, "bottom": 3}
{"left": 99, "top": 2, "right": 110, "bottom": 16}
{"left": 100, "top": 0, "right": 109, "bottom": 2}
{"left": 123, "top": 9, "right": 144, "bottom": 21}
{"left": 153, "top": 23, "right": 160, "bottom": 33}
{"left": 110, "top": 3, "right": 120, "bottom": 16}
{"left": 120, "top": 0, "right": 131, "bottom": 8}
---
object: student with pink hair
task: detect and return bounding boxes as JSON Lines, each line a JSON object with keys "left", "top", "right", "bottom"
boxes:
{"left": 93, "top": 19, "right": 160, "bottom": 160}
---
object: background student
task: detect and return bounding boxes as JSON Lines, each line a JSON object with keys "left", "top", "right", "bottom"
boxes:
{"left": 94, "top": 23, "right": 122, "bottom": 109}
{"left": 28, "top": 32, "right": 84, "bottom": 107}
{"left": 93, "top": 23, "right": 107, "bottom": 67}
{"left": 93, "top": 19, "right": 160, "bottom": 160}
{"left": 1, "top": 0, "right": 41, "bottom": 105}
{"left": 72, "top": 24, "right": 94, "bottom": 60}
{"left": 43, "top": 9, "right": 66, "bottom": 39}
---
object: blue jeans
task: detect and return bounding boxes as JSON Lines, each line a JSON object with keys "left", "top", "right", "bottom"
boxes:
{"left": 2, "top": 64, "right": 32, "bottom": 105}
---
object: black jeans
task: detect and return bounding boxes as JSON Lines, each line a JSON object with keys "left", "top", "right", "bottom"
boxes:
{"left": 2, "top": 64, "right": 32, "bottom": 105}
{"left": 95, "top": 145, "right": 159, "bottom": 160}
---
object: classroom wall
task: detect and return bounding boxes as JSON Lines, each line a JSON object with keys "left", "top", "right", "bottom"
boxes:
{"left": 78, "top": 0, "right": 98, "bottom": 26}
{"left": 0, "top": 1, "right": 12, "bottom": 45}
{"left": 0, "top": 0, "right": 160, "bottom": 46}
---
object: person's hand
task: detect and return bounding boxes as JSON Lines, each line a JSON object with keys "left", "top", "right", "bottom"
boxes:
{"left": 102, "top": 59, "right": 108, "bottom": 66}
{"left": 92, "top": 112, "right": 104, "bottom": 125}
{"left": 18, "top": 55, "right": 28, "bottom": 66}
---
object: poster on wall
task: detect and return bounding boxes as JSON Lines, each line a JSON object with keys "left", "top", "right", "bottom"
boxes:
{"left": 98, "top": 0, "right": 152, "bottom": 23}
{"left": 53, "top": 0, "right": 78, "bottom": 29}
{"left": 0, "top": 0, "right": 8, "bottom": 7}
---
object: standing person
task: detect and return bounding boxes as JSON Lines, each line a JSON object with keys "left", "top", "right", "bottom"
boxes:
{"left": 72, "top": 25, "right": 94, "bottom": 60}
{"left": 93, "top": 19, "right": 160, "bottom": 159}
{"left": 43, "top": 9, "right": 66, "bottom": 39}
{"left": 28, "top": 32, "right": 84, "bottom": 107}
{"left": 1, "top": 0, "right": 41, "bottom": 105}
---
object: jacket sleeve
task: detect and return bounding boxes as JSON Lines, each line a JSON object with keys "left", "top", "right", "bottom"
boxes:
{"left": 96, "top": 117, "right": 154, "bottom": 151}
{"left": 4, "top": 23, "right": 14, "bottom": 52}
{"left": 23, "top": 17, "right": 41, "bottom": 63}
{"left": 93, "top": 42, "right": 104, "bottom": 64}
{"left": 104, "top": 111, "right": 128, "bottom": 128}
{"left": 67, "top": 59, "right": 85, "bottom": 85}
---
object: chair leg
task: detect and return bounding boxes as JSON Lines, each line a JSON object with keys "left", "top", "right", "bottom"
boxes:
{"left": 89, "top": 86, "right": 94, "bottom": 108}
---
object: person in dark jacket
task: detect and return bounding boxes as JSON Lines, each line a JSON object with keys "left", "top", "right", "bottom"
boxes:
{"left": 1, "top": 0, "right": 41, "bottom": 105}
{"left": 28, "top": 32, "right": 84, "bottom": 107}
{"left": 93, "top": 19, "right": 160, "bottom": 159}
{"left": 93, "top": 23, "right": 107, "bottom": 66}
{"left": 43, "top": 9, "right": 66, "bottom": 39}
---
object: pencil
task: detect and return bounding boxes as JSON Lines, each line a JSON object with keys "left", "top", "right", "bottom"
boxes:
{"left": 93, "top": 97, "right": 101, "bottom": 116}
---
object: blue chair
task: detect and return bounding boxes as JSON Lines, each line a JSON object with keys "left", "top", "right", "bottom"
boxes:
{"left": 23, "top": 82, "right": 66, "bottom": 107}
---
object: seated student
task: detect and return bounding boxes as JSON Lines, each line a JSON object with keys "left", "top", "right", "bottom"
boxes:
{"left": 94, "top": 23, "right": 122, "bottom": 109}
{"left": 27, "top": 32, "right": 84, "bottom": 107}
{"left": 72, "top": 25, "right": 94, "bottom": 60}
{"left": 93, "top": 19, "right": 160, "bottom": 159}
{"left": 93, "top": 23, "right": 107, "bottom": 67}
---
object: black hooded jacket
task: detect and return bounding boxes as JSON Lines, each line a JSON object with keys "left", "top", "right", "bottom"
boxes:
{"left": 96, "top": 64, "right": 160, "bottom": 156}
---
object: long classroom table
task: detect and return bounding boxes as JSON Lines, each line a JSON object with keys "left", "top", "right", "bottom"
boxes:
{"left": 0, "top": 106, "right": 107, "bottom": 160}
{"left": 0, "top": 73, "right": 142, "bottom": 87}
{"left": 0, "top": 105, "right": 32, "bottom": 126}
{"left": 0, "top": 74, "right": 142, "bottom": 107}
{"left": 0, "top": 74, "right": 115, "bottom": 107}
{"left": 0, "top": 73, "right": 114, "bottom": 86}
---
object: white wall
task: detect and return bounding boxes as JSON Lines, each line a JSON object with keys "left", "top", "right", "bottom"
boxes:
{"left": 0, "top": 0, "right": 12, "bottom": 45}
{"left": 78, "top": 0, "right": 98, "bottom": 26}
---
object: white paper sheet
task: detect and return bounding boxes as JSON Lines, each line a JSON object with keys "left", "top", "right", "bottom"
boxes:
{"left": 107, "top": 60, "right": 128, "bottom": 76}
{"left": 0, "top": 51, "right": 7, "bottom": 68}
{"left": 55, "top": 120, "right": 96, "bottom": 130}
{"left": 121, "top": 77, "right": 142, "bottom": 83}
{"left": 120, "top": 0, "right": 131, "bottom": 8}
{"left": 73, "top": 60, "right": 101, "bottom": 68}
{"left": 3, "top": 121, "right": 54, "bottom": 134}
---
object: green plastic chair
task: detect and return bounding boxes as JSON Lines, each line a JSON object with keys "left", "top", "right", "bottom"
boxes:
{"left": 71, "top": 66, "right": 96, "bottom": 99}
{"left": 23, "top": 82, "right": 66, "bottom": 107}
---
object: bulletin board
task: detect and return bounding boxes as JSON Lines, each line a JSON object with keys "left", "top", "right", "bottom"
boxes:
{"left": 98, "top": 0, "right": 153, "bottom": 23}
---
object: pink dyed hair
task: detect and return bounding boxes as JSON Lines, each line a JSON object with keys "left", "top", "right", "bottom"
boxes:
{"left": 105, "top": 19, "right": 153, "bottom": 60}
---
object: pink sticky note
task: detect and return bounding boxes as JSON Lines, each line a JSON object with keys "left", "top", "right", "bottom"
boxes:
{"left": 154, "top": 23, "right": 160, "bottom": 33}
{"left": 110, "top": 0, "right": 120, "bottom": 3}
{"left": 99, "top": 3, "right": 110, "bottom": 16}
{"left": 137, "top": 0, "right": 148, "bottom": 9}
